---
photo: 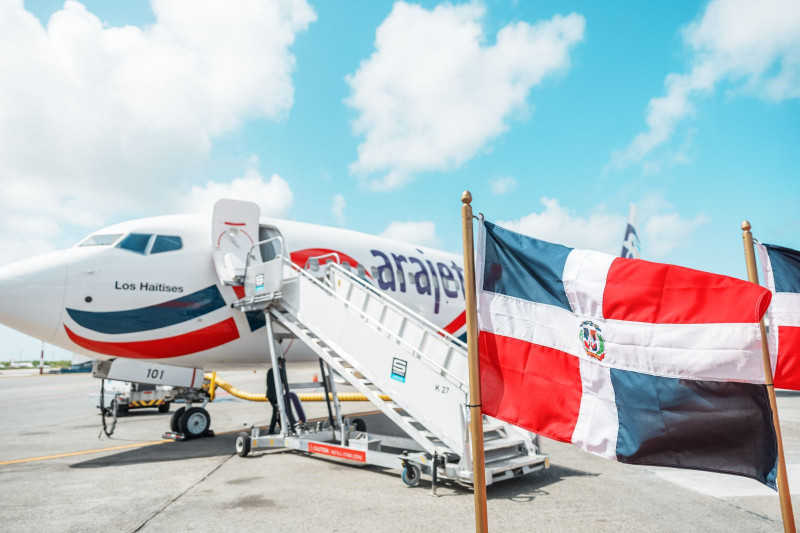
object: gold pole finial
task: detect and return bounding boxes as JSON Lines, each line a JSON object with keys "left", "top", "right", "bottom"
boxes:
{"left": 462, "top": 190, "right": 473, "bottom": 204}
{"left": 742, "top": 220, "right": 752, "bottom": 232}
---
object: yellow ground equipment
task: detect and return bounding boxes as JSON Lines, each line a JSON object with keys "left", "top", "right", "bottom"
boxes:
{"left": 205, "top": 373, "right": 390, "bottom": 402}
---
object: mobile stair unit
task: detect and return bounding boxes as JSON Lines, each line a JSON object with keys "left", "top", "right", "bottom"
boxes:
{"left": 213, "top": 200, "right": 549, "bottom": 487}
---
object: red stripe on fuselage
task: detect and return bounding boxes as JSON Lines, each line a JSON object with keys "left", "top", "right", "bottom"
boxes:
{"left": 443, "top": 310, "right": 466, "bottom": 334}
{"left": 290, "top": 248, "right": 372, "bottom": 279}
{"left": 64, "top": 318, "right": 240, "bottom": 359}
{"left": 603, "top": 257, "right": 772, "bottom": 324}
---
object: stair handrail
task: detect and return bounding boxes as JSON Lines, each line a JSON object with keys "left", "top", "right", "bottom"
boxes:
{"left": 242, "top": 235, "right": 287, "bottom": 284}
{"left": 282, "top": 257, "right": 468, "bottom": 390}
{"left": 303, "top": 252, "right": 341, "bottom": 270}
{"left": 326, "top": 262, "right": 467, "bottom": 350}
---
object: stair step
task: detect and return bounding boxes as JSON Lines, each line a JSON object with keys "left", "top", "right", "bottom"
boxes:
{"left": 484, "top": 438, "right": 524, "bottom": 454}
{"left": 484, "top": 453, "right": 547, "bottom": 473}
{"left": 483, "top": 432, "right": 506, "bottom": 443}
{"left": 482, "top": 421, "right": 505, "bottom": 433}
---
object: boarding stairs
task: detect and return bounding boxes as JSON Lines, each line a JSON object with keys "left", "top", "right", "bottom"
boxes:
{"left": 213, "top": 199, "right": 547, "bottom": 486}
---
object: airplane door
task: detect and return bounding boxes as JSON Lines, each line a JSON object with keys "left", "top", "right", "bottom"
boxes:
{"left": 212, "top": 199, "right": 261, "bottom": 286}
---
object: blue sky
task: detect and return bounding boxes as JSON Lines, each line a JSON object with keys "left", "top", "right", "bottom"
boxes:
{"left": 2, "top": 0, "right": 799, "bottom": 360}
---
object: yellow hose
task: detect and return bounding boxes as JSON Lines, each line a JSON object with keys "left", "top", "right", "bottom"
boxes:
{"left": 205, "top": 373, "right": 390, "bottom": 402}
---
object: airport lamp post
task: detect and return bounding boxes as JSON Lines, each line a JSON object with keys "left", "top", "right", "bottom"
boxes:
{"left": 461, "top": 191, "right": 489, "bottom": 533}
{"left": 742, "top": 220, "right": 796, "bottom": 533}
{"left": 39, "top": 341, "right": 44, "bottom": 375}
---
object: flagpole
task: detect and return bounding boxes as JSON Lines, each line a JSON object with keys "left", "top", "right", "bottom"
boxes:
{"left": 742, "top": 220, "right": 796, "bottom": 532}
{"left": 461, "top": 191, "right": 488, "bottom": 533}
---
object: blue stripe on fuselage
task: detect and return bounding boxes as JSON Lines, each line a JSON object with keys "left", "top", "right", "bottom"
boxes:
{"left": 66, "top": 286, "right": 227, "bottom": 334}
{"left": 481, "top": 221, "right": 572, "bottom": 310}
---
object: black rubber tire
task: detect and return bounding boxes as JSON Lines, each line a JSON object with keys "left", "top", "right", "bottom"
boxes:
{"left": 352, "top": 418, "right": 367, "bottom": 432}
{"left": 401, "top": 463, "right": 421, "bottom": 487}
{"left": 158, "top": 402, "right": 170, "bottom": 413}
{"left": 170, "top": 406, "right": 186, "bottom": 432}
{"left": 235, "top": 432, "right": 251, "bottom": 457}
{"left": 178, "top": 407, "right": 211, "bottom": 439}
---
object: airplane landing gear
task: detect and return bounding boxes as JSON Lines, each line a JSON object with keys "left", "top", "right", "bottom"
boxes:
{"left": 170, "top": 407, "right": 185, "bottom": 432}
{"left": 179, "top": 407, "right": 211, "bottom": 438}
{"left": 163, "top": 386, "right": 214, "bottom": 440}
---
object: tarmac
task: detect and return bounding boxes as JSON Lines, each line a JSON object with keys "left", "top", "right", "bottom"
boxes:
{"left": 2, "top": 367, "right": 800, "bottom": 532}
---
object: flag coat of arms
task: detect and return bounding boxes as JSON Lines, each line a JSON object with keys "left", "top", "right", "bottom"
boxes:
{"left": 757, "top": 243, "right": 800, "bottom": 390}
{"left": 477, "top": 221, "right": 778, "bottom": 487}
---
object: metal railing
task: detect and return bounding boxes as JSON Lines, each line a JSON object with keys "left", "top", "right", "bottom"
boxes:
{"left": 242, "top": 235, "right": 287, "bottom": 286}
{"left": 283, "top": 257, "right": 468, "bottom": 391}
{"left": 326, "top": 262, "right": 467, "bottom": 351}
{"left": 304, "top": 252, "right": 341, "bottom": 271}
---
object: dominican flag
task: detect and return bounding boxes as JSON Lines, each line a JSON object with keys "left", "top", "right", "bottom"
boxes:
{"left": 476, "top": 221, "right": 778, "bottom": 488}
{"left": 757, "top": 243, "right": 800, "bottom": 390}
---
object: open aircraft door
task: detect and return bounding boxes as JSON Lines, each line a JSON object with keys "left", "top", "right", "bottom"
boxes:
{"left": 212, "top": 199, "right": 262, "bottom": 287}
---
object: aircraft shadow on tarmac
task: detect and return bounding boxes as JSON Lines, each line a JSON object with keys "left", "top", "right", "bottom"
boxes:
{"left": 71, "top": 408, "right": 596, "bottom": 502}
{"left": 70, "top": 432, "right": 594, "bottom": 503}
{"left": 71, "top": 433, "right": 244, "bottom": 469}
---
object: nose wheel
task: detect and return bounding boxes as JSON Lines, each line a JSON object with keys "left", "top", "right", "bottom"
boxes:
{"left": 165, "top": 406, "right": 212, "bottom": 440}
{"left": 178, "top": 407, "right": 211, "bottom": 439}
{"left": 170, "top": 407, "right": 186, "bottom": 432}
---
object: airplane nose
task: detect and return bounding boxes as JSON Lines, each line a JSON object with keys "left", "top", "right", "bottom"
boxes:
{"left": 0, "top": 251, "right": 67, "bottom": 342}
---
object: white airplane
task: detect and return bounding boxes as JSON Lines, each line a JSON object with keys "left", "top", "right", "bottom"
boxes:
{"left": 0, "top": 198, "right": 639, "bottom": 439}
{"left": 0, "top": 199, "right": 469, "bottom": 435}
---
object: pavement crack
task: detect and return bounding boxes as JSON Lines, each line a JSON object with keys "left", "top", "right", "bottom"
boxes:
{"left": 721, "top": 500, "right": 778, "bottom": 524}
{"left": 128, "top": 453, "right": 233, "bottom": 533}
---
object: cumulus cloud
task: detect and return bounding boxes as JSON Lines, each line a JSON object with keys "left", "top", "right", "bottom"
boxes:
{"left": 611, "top": 0, "right": 800, "bottom": 168}
{"left": 0, "top": 214, "right": 60, "bottom": 266}
{"left": 0, "top": 0, "right": 314, "bottom": 256}
{"left": 498, "top": 196, "right": 706, "bottom": 259}
{"left": 332, "top": 194, "right": 346, "bottom": 226}
{"left": 346, "top": 2, "right": 585, "bottom": 190}
{"left": 380, "top": 220, "right": 440, "bottom": 248}
{"left": 489, "top": 176, "right": 518, "bottom": 195}
{"left": 498, "top": 198, "right": 626, "bottom": 254}
{"left": 183, "top": 162, "right": 294, "bottom": 218}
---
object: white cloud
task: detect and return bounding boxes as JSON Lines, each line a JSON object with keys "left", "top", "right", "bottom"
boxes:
{"left": 183, "top": 163, "right": 294, "bottom": 218}
{"left": 498, "top": 196, "right": 707, "bottom": 259}
{"left": 611, "top": 0, "right": 800, "bottom": 168}
{"left": 0, "top": 0, "right": 314, "bottom": 256}
{"left": 0, "top": 214, "right": 61, "bottom": 266}
{"left": 642, "top": 212, "right": 708, "bottom": 257}
{"left": 332, "top": 194, "right": 346, "bottom": 226}
{"left": 346, "top": 2, "right": 585, "bottom": 190}
{"left": 499, "top": 198, "right": 626, "bottom": 254}
{"left": 490, "top": 176, "right": 518, "bottom": 195}
{"left": 380, "top": 220, "right": 440, "bottom": 248}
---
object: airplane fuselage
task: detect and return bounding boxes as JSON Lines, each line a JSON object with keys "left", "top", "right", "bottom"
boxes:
{"left": 0, "top": 214, "right": 467, "bottom": 370}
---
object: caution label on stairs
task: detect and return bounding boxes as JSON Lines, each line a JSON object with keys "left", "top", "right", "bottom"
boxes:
{"left": 308, "top": 442, "right": 366, "bottom": 463}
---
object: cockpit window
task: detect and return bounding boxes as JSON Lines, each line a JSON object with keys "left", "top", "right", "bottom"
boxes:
{"left": 116, "top": 233, "right": 152, "bottom": 255}
{"left": 79, "top": 234, "right": 123, "bottom": 247}
{"left": 151, "top": 235, "right": 183, "bottom": 254}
